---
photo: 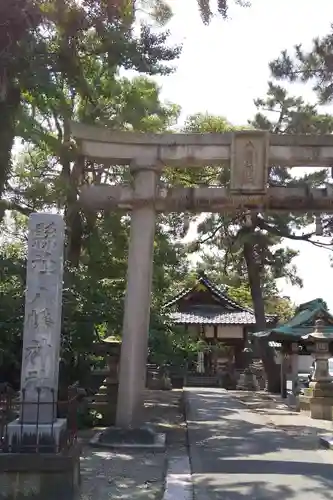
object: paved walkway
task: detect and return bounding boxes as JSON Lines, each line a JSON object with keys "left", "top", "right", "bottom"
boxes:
{"left": 185, "top": 388, "right": 333, "bottom": 500}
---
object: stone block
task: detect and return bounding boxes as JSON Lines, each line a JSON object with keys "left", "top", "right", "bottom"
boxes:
{"left": 303, "top": 387, "right": 313, "bottom": 398}
{"left": 230, "top": 130, "right": 269, "bottom": 193}
{"left": 309, "top": 396, "right": 333, "bottom": 420}
{"left": 0, "top": 442, "right": 81, "bottom": 500}
{"left": 298, "top": 395, "right": 310, "bottom": 412}
{"left": 6, "top": 418, "right": 67, "bottom": 452}
{"left": 90, "top": 426, "right": 166, "bottom": 451}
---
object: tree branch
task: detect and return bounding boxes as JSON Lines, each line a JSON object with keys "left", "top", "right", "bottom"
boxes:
{"left": 257, "top": 217, "right": 333, "bottom": 249}
{"left": 0, "top": 199, "right": 33, "bottom": 216}
{"left": 199, "top": 214, "right": 242, "bottom": 244}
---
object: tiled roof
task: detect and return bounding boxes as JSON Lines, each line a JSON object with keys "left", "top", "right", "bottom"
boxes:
{"left": 164, "top": 273, "right": 277, "bottom": 326}
{"left": 169, "top": 310, "right": 257, "bottom": 325}
{"left": 164, "top": 274, "right": 249, "bottom": 312}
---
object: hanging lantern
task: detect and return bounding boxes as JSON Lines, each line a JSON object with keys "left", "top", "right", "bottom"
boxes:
{"left": 315, "top": 215, "right": 323, "bottom": 236}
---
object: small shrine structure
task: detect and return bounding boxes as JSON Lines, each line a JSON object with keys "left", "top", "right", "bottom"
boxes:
{"left": 254, "top": 299, "right": 333, "bottom": 401}
{"left": 164, "top": 273, "right": 277, "bottom": 381}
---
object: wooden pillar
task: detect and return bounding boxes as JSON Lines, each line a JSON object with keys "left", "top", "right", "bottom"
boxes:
{"left": 280, "top": 349, "right": 287, "bottom": 399}
{"left": 291, "top": 342, "right": 299, "bottom": 395}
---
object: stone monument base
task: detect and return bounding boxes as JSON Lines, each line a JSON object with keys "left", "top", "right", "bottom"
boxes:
{"left": 6, "top": 418, "right": 67, "bottom": 452}
{"left": 0, "top": 441, "right": 81, "bottom": 500}
{"left": 308, "top": 381, "right": 333, "bottom": 421}
{"left": 309, "top": 396, "right": 333, "bottom": 420}
{"left": 90, "top": 425, "right": 166, "bottom": 451}
{"left": 236, "top": 369, "right": 259, "bottom": 391}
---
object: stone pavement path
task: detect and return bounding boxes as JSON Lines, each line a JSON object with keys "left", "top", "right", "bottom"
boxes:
{"left": 185, "top": 388, "right": 333, "bottom": 500}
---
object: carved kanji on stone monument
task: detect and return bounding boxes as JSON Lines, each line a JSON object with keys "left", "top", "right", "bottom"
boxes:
{"left": 19, "top": 213, "right": 65, "bottom": 424}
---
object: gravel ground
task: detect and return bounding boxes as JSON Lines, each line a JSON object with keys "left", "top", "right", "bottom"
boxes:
{"left": 80, "top": 448, "right": 166, "bottom": 500}
{"left": 79, "top": 389, "right": 185, "bottom": 499}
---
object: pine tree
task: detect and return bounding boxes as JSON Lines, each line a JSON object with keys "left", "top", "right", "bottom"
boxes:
{"left": 181, "top": 101, "right": 333, "bottom": 391}
{"left": 196, "top": 0, "right": 249, "bottom": 24}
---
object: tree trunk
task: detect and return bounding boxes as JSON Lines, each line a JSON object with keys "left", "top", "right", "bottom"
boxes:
{"left": 243, "top": 239, "right": 280, "bottom": 393}
{"left": 0, "top": 82, "right": 20, "bottom": 206}
{"left": 60, "top": 118, "right": 84, "bottom": 267}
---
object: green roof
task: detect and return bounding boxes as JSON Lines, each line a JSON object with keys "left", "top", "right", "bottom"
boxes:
{"left": 253, "top": 298, "right": 333, "bottom": 341}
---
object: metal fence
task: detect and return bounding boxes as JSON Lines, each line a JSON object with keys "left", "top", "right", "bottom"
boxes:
{"left": 0, "top": 384, "right": 79, "bottom": 454}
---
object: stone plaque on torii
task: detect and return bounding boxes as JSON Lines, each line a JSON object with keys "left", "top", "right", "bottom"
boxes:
{"left": 70, "top": 122, "right": 333, "bottom": 429}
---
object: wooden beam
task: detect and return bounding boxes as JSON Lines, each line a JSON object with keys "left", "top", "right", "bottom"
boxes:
{"left": 79, "top": 184, "right": 333, "bottom": 213}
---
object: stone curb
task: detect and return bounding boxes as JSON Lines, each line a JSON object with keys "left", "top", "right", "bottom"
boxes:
{"left": 163, "top": 455, "right": 193, "bottom": 500}
{"left": 163, "top": 389, "right": 193, "bottom": 500}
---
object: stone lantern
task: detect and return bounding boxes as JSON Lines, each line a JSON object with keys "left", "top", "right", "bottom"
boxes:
{"left": 302, "top": 318, "right": 333, "bottom": 420}
{"left": 236, "top": 345, "right": 259, "bottom": 391}
{"left": 90, "top": 336, "right": 122, "bottom": 425}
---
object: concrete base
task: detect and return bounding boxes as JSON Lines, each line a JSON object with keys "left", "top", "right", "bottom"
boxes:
{"left": 302, "top": 381, "right": 333, "bottom": 421}
{"left": 299, "top": 395, "right": 311, "bottom": 412}
{"left": 309, "top": 380, "right": 333, "bottom": 397}
{"left": 287, "top": 394, "right": 300, "bottom": 412}
{"left": 0, "top": 442, "right": 81, "bottom": 499}
{"left": 303, "top": 387, "right": 313, "bottom": 398}
{"left": 310, "top": 397, "right": 333, "bottom": 420}
{"left": 90, "top": 426, "right": 166, "bottom": 451}
{"left": 236, "top": 371, "right": 259, "bottom": 391}
{"left": 6, "top": 418, "right": 67, "bottom": 452}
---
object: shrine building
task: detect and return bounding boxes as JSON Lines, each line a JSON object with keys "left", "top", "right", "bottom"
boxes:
{"left": 164, "top": 273, "right": 277, "bottom": 376}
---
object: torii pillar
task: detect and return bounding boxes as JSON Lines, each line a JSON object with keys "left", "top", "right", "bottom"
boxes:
{"left": 116, "top": 162, "right": 160, "bottom": 428}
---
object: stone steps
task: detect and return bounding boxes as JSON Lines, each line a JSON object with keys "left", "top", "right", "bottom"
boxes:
{"left": 185, "top": 376, "right": 219, "bottom": 387}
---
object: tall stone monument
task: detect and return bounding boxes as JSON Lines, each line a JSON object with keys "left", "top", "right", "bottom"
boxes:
{"left": 7, "top": 213, "right": 66, "bottom": 445}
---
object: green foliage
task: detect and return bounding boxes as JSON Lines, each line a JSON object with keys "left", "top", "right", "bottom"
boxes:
{"left": 0, "top": 0, "right": 182, "bottom": 206}
{"left": 0, "top": 0, "right": 188, "bottom": 382}
{"left": 196, "top": 0, "right": 250, "bottom": 24}
{"left": 180, "top": 113, "right": 304, "bottom": 320}
{"left": 270, "top": 25, "right": 333, "bottom": 104}
{"left": 266, "top": 26, "right": 333, "bottom": 258}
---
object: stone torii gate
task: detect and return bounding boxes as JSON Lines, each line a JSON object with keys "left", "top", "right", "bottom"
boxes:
{"left": 71, "top": 122, "right": 333, "bottom": 428}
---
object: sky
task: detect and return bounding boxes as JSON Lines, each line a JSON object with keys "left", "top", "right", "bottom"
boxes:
{"left": 152, "top": 0, "right": 333, "bottom": 310}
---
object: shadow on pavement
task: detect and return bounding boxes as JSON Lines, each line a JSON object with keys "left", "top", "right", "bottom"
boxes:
{"left": 186, "top": 389, "right": 333, "bottom": 499}
{"left": 193, "top": 476, "right": 333, "bottom": 499}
